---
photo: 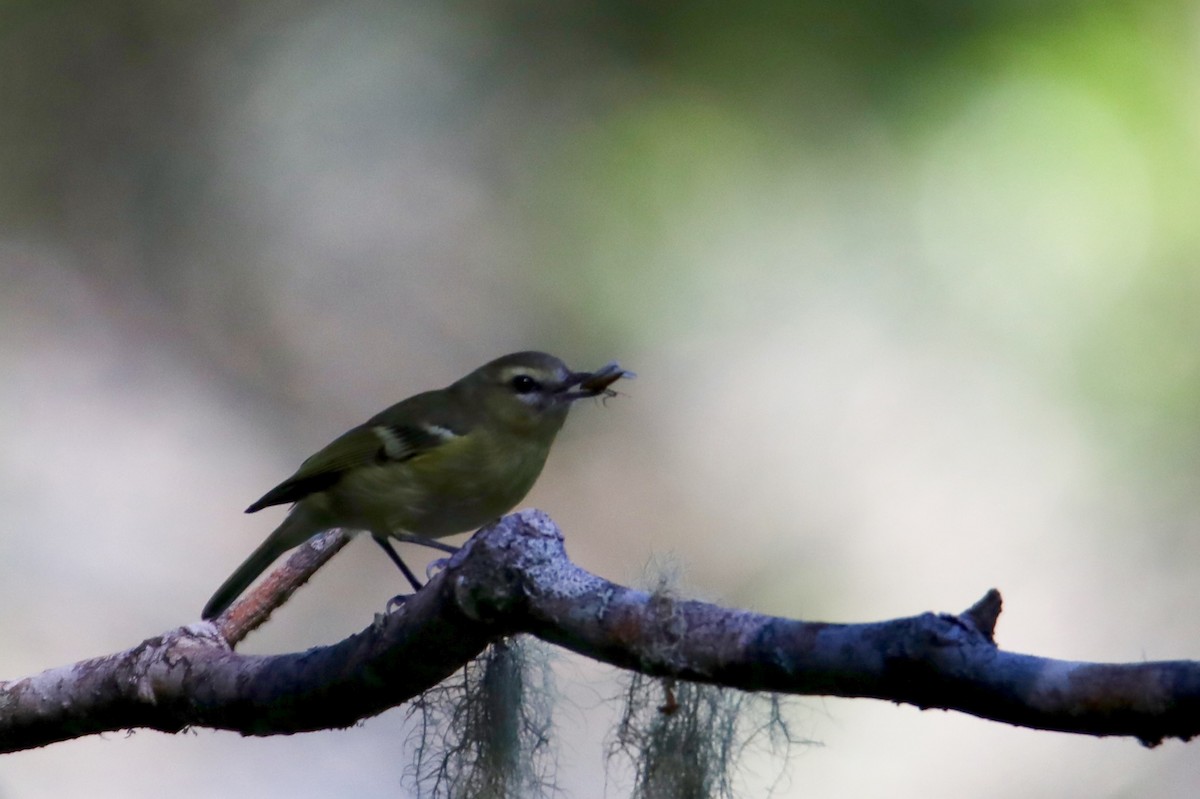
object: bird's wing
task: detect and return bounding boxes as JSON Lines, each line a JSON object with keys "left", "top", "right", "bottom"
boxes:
{"left": 245, "top": 397, "right": 467, "bottom": 513}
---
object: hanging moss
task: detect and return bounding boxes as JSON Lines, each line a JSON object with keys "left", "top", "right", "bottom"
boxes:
{"left": 405, "top": 637, "right": 559, "bottom": 799}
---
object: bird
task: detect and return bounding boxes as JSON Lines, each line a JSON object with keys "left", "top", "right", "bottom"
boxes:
{"left": 201, "top": 351, "right": 629, "bottom": 620}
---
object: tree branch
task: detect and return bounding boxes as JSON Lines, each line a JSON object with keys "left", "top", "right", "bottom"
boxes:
{"left": 214, "top": 529, "right": 351, "bottom": 646}
{"left": 2, "top": 510, "right": 1197, "bottom": 754}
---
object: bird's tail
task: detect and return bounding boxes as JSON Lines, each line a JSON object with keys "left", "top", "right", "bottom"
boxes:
{"left": 201, "top": 508, "right": 324, "bottom": 620}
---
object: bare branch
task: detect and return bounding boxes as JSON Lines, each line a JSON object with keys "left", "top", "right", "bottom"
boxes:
{"left": 0, "top": 562, "right": 498, "bottom": 752}
{"left": 2, "top": 510, "right": 1198, "bottom": 754}
{"left": 213, "top": 529, "right": 351, "bottom": 645}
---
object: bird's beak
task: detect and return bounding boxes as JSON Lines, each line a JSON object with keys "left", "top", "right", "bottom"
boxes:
{"left": 555, "top": 362, "right": 635, "bottom": 402}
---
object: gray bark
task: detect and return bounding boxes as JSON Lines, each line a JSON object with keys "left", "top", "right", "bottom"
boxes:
{"left": 2, "top": 510, "right": 1197, "bottom": 753}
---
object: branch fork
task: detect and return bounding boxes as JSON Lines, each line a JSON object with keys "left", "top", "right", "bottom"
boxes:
{"left": 2, "top": 510, "right": 1197, "bottom": 753}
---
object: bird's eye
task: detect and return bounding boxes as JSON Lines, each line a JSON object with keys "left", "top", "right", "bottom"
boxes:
{"left": 509, "top": 374, "right": 541, "bottom": 394}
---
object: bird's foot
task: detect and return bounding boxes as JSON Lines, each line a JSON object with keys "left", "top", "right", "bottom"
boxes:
{"left": 426, "top": 557, "right": 451, "bottom": 580}
{"left": 386, "top": 593, "right": 412, "bottom": 614}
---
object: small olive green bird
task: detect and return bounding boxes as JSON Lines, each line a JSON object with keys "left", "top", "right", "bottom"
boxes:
{"left": 201, "top": 351, "right": 629, "bottom": 620}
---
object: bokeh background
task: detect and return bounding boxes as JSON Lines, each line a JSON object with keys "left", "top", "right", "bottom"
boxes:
{"left": 3, "top": 1, "right": 1199, "bottom": 796}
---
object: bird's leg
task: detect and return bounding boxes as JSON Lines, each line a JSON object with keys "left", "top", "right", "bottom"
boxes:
{"left": 389, "top": 532, "right": 460, "bottom": 554}
{"left": 374, "top": 534, "right": 461, "bottom": 611}
{"left": 373, "top": 535, "right": 424, "bottom": 592}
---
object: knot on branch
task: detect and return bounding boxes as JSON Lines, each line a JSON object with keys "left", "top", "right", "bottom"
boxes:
{"left": 446, "top": 509, "right": 576, "bottom": 624}
{"left": 960, "top": 589, "right": 1002, "bottom": 643}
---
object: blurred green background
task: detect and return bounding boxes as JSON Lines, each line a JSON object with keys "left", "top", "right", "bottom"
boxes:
{"left": 2, "top": 1, "right": 1199, "bottom": 796}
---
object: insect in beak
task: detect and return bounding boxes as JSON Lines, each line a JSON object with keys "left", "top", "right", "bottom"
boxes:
{"left": 557, "top": 362, "right": 635, "bottom": 402}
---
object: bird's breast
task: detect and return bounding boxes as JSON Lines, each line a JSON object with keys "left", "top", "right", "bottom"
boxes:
{"left": 326, "top": 432, "right": 552, "bottom": 538}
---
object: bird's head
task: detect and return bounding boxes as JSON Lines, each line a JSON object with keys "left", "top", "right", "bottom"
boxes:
{"left": 457, "top": 351, "right": 631, "bottom": 437}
